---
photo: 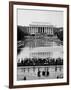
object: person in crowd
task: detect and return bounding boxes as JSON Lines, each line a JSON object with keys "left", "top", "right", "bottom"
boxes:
{"left": 46, "top": 70, "right": 49, "bottom": 76}
{"left": 23, "top": 76, "right": 26, "bottom": 80}
{"left": 42, "top": 71, "right": 45, "bottom": 76}
{"left": 37, "top": 71, "right": 41, "bottom": 77}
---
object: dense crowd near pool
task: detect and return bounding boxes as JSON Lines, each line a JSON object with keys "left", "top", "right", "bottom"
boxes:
{"left": 17, "top": 57, "right": 63, "bottom": 66}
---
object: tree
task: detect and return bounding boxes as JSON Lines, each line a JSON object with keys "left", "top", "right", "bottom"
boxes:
{"left": 57, "top": 30, "right": 63, "bottom": 41}
{"left": 17, "top": 26, "right": 30, "bottom": 41}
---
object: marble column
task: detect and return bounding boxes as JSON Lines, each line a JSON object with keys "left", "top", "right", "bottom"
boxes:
{"left": 29, "top": 27, "right": 31, "bottom": 33}
{"left": 48, "top": 27, "right": 50, "bottom": 35}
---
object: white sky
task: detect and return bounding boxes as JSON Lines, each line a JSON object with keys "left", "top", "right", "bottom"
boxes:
{"left": 17, "top": 9, "right": 63, "bottom": 27}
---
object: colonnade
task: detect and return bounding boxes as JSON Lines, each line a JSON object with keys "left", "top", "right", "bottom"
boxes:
{"left": 27, "top": 26, "right": 53, "bottom": 35}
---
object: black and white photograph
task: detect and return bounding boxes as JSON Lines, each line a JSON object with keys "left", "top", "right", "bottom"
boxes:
{"left": 9, "top": 2, "right": 69, "bottom": 88}
{"left": 17, "top": 9, "right": 63, "bottom": 81}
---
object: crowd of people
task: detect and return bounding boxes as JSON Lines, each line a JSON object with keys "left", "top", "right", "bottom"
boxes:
{"left": 17, "top": 57, "right": 63, "bottom": 66}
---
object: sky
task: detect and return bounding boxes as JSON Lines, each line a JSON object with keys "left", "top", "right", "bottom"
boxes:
{"left": 17, "top": 9, "right": 63, "bottom": 27}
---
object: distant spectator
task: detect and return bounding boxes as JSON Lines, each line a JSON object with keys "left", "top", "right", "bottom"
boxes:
{"left": 37, "top": 71, "right": 41, "bottom": 77}
{"left": 42, "top": 71, "right": 45, "bottom": 76}
{"left": 46, "top": 71, "right": 49, "bottom": 76}
{"left": 24, "top": 76, "right": 26, "bottom": 80}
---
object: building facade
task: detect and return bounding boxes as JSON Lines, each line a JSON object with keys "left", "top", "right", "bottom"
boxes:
{"left": 25, "top": 23, "right": 54, "bottom": 35}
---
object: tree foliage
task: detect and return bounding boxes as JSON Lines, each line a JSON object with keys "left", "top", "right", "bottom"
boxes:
{"left": 57, "top": 31, "right": 63, "bottom": 41}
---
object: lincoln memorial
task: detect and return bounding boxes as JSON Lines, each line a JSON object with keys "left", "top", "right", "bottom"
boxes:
{"left": 24, "top": 22, "right": 54, "bottom": 35}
